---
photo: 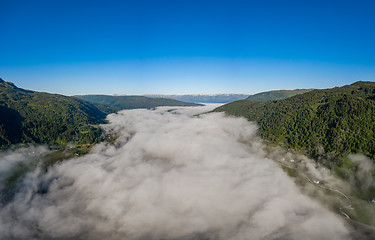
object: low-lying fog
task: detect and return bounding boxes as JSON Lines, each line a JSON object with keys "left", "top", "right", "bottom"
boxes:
{"left": 0, "top": 104, "right": 369, "bottom": 239}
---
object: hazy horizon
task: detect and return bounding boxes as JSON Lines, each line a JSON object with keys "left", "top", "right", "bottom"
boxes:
{"left": 0, "top": 76, "right": 367, "bottom": 97}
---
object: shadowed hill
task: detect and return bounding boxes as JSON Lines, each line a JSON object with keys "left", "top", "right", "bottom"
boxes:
{"left": 0, "top": 78, "right": 109, "bottom": 146}
{"left": 0, "top": 79, "right": 202, "bottom": 147}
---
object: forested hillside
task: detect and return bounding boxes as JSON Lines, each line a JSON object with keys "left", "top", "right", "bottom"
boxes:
{"left": 246, "top": 89, "right": 312, "bottom": 101}
{"left": 0, "top": 79, "right": 204, "bottom": 147}
{"left": 75, "top": 95, "right": 202, "bottom": 109}
{"left": 214, "top": 81, "right": 375, "bottom": 163}
{"left": 0, "top": 79, "right": 109, "bottom": 146}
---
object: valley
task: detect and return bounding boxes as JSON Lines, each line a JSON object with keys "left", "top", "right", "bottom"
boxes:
{"left": 1, "top": 80, "right": 375, "bottom": 239}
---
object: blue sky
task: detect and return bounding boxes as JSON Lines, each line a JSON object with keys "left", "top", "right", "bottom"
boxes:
{"left": 1, "top": 0, "right": 374, "bottom": 95}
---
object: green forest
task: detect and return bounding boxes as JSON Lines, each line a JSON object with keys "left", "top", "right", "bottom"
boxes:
{"left": 0, "top": 79, "right": 202, "bottom": 148}
{"left": 0, "top": 79, "right": 109, "bottom": 147}
{"left": 215, "top": 81, "right": 375, "bottom": 165}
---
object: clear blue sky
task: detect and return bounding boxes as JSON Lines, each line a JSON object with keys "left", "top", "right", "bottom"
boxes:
{"left": 1, "top": 0, "right": 374, "bottom": 95}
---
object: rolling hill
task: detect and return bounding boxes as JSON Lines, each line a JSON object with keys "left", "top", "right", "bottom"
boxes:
{"left": 246, "top": 89, "right": 313, "bottom": 101}
{"left": 214, "top": 81, "right": 375, "bottom": 164}
{"left": 75, "top": 95, "right": 202, "bottom": 109}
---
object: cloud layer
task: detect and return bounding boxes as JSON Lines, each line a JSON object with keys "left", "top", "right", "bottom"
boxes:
{"left": 0, "top": 105, "right": 351, "bottom": 239}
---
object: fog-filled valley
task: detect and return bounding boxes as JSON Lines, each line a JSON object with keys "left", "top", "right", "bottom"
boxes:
{"left": 2, "top": 0, "right": 375, "bottom": 239}
{"left": 1, "top": 104, "right": 374, "bottom": 240}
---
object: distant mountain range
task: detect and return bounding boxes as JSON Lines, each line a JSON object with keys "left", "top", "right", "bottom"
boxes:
{"left": 144, "top": 94, "right": 248, "bottom": 103}
{"left": 75, "top": 95, "right": 201, "bottom": 110}
{"left": 144, "top": 90, "right": 313, "bottom": 103}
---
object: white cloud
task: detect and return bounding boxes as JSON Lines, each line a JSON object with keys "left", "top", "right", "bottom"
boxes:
{"left": 0, "top": 105, "right": 351, "bottom": 239}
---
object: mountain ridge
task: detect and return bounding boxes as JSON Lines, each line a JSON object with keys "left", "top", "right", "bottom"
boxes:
{"left": 0, "top": 79, "right": 201, "bottom": 147}
{"left": 246, "top": 89, "right": 313, "bottom": 101}
{"left": 0, "top": 80, "right": 108, "bottom": 146}
{"left": 214, "top": 81, "right": 375, "bottom": 163}
{"left": 75, "top": 94, "right": 202, "bottom": 109}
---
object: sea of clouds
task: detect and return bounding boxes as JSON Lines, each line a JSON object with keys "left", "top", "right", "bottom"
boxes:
{"left": 0, "top": 104, "right": 361, "bottom": 239}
